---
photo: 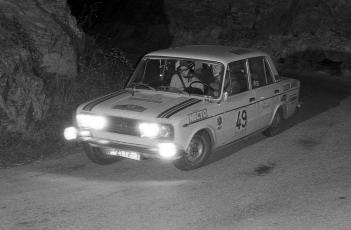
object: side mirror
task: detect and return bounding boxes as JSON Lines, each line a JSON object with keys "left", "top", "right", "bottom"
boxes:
{"left": 222, "top": 91, "right": 228, "bottom": 102}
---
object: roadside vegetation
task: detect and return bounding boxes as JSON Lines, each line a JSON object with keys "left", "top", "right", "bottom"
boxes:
{"left": 0, "top": 37, "right": 132, "bottom": 168}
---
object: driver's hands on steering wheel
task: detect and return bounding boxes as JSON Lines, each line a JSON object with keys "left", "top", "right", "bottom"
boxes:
{"left": 188, "top": 80, "right": 217, "bottom": 95}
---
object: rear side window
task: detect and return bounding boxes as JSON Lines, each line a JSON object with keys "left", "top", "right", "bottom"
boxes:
{"left": 227, "top": 60, "right": 249, "bottom": 95}
{"left": 248, "top": 57, "right": 266, "bottom": 89}
{"left": 248, "top": 56, "right": 275, "bottom": 89}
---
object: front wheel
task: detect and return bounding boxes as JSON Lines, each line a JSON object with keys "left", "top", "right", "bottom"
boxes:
{"left": 173, "top": 131, "right": 211, "bottom": 171}
{"left": 263, "top": 109, "right": 282, "bottom": 137}
{"left": 83, "top": 143, "right": 122, "bottom": 165}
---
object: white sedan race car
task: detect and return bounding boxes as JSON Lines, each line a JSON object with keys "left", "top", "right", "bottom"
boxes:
{"left": 64, "top": 45, "right": 300, "bottom": 170}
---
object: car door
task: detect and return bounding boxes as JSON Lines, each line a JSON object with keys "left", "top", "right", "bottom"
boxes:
{"left": 248, "top": 56, "right": 280, "bottom": 130}
{"left": 217, "top": 59, "right": 259, "bottom": 145}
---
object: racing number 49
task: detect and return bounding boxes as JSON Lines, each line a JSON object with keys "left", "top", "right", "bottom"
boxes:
{"left": 236, "top": 110, "right": 247, "bottom": 130}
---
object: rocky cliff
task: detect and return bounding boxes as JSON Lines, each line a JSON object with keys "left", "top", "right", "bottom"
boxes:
{"left": 0, "top": 0, "right": 83, "bottom": 133}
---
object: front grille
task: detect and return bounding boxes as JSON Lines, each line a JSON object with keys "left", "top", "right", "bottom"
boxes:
{"left": 104, "top": 116, "right": 139, "bottom": 136}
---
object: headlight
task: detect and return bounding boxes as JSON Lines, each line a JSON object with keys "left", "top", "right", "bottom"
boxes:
{"left": 138, "top": 122, "right": 173, "bottom": 138}
{"left": 76, "top": 114, "right": 107, "bottom": 130}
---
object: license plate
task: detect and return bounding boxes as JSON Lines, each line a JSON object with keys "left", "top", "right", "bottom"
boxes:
{"left": 106, "top": 149, "right": 141, "bottom": 160}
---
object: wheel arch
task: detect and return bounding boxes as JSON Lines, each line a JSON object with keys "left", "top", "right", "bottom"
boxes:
{"left": 270, "top": 103, "right": 285, "bottom": 125}
{"left": 185, "top": 127, "right": 215, "bottom": 152}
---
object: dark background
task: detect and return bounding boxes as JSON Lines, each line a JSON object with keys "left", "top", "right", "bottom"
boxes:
{"left": 67, "top": 0, "right": 172, "bottom": 58}
{"left": 66, "top": 0, "right": 351, "bottom": 70}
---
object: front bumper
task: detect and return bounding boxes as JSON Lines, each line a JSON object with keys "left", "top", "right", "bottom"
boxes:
{"left": 64, "top": 126, "right": 183, "bottom": 160}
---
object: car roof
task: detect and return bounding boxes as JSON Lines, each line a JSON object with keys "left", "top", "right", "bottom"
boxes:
{"left": 145, "top": 45, "right": 268, "bottom": 64}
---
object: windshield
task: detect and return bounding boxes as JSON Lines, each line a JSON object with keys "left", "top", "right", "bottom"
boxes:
{"left": 126, "top": 57, "right": 225, "bottom": 98}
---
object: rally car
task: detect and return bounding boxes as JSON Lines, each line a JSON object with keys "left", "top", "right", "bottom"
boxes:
{"left": 64, "top": 45, "right": 300, "bottom": 170}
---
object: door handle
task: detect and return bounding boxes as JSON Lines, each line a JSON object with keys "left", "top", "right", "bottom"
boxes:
{"left": 249, "top": 97, "right": 255, "bottom": 102}
{"left": 274, "top": 89, "right": 280, "bottom": 94}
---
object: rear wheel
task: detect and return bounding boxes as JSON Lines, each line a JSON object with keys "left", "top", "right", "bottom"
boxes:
{"left": 263, "top": 109, "right": 282, "bottom": 137}
{"left": 173, "top": 131, "right": 211, "bottom": 171}
{"left": 83, "top": 143, "right": 122, "bottom": 165}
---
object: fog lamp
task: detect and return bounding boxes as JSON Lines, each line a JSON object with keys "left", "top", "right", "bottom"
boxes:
{"left": 158, "top": 143, "right": 177, "bottom": 159}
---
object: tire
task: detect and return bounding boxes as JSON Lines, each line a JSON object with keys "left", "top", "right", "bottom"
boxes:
{"left": 263, "top": 109, "right": 282, "bottom": 137}
{"left": 83, "top": 143, "right": 122, "bottom": 165}
{"left": 173, "top": 131, "right": 211, "bottom": 171}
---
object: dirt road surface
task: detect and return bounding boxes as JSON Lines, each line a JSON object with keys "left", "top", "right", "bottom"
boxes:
{"left": 1, "top": 76, "right": 351, "bottom": 230}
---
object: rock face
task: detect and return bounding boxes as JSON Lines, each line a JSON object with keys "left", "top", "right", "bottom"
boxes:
{"left": 164, "top": 0, "right": 351, "bottom": 75}
{"left": 0, "top": 0, "right": 83, "bottom": 133}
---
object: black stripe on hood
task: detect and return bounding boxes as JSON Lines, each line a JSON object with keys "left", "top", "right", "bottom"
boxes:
{"left": 164, "top": 99, "right": 201, "bottom": 118}
{"left": 82, "top": 90, "right": 127, "bottom": 111}
{"left": 157, "top": 98, "right": 201, "bottom": 118}
{"left": 157, "top": 98, "right": 194, "bottom": 118}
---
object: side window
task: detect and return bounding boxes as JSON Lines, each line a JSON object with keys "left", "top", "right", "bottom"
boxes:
{"left": 227, "top": 60, "right": 248, "bottom": 96}
{"left": 264, "top": 58, "right": 274, "bottom": 84}
{"left": 248, "top": 57, "right": 266, "bottom": 89}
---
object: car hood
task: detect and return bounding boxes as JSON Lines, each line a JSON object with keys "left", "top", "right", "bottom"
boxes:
{"left": 79, "top": 90, "right": 202, "bottom": 120}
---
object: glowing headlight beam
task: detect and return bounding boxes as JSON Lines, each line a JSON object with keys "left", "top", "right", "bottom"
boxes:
{"left": 138, "top": 123, "right": 160, "bottom": 138}
{"left": 76, "top": 114, "right": 107, "bottom": 130}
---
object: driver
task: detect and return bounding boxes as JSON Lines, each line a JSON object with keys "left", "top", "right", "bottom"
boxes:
{"left": 170, "top": 61, "right": 204, "bottom": 93}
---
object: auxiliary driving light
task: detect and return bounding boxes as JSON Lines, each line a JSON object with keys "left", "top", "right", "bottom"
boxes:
{"left": 158, "top": 143, "right": 177, "bottom": 159}
{"left": 64, "top": 126, "right": 78, "bottom": 140}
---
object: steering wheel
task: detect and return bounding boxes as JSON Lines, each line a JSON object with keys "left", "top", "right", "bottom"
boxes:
{"left": 188, "top": 81, "right": 215, "bottom": 93}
